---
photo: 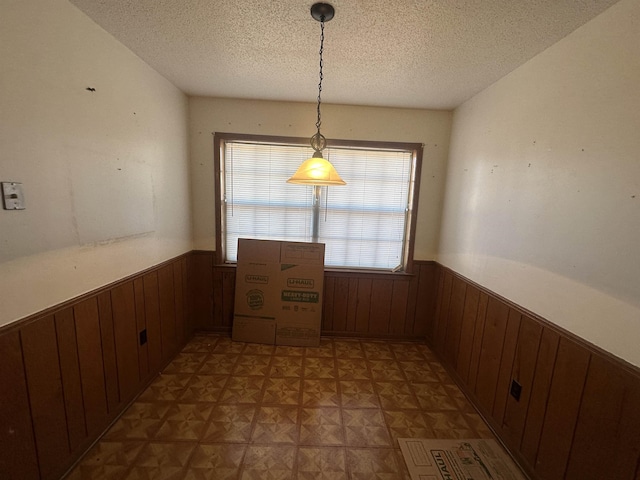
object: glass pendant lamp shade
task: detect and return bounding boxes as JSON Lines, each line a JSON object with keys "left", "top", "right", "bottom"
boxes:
{"left": 287, "top": 153, "right": 346, "bottom": 185}
{"left": 288, "top": 3, "right": 346, "bottom": 187}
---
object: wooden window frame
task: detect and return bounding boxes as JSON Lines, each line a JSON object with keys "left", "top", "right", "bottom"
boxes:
{"left": 213, "top": 132, "right": 423, "bottom": 274}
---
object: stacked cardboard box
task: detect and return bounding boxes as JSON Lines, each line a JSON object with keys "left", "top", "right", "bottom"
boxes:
{"left": 232, "top": 238, "right": 325, "bottom": 346}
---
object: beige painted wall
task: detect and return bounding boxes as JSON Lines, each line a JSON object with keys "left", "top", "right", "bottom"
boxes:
{"left": 0, "top": 0, "right": 192, "bottom": 327}
{"left": 189, "top": 97, "right": 452, "bottom": 260}
{"left": 439, "top": 0, "right": 640, "bottom": 366}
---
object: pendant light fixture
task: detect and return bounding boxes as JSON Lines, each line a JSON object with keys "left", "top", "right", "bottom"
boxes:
{"left": 287, "top": 3, "right": 346, "bottom": 186}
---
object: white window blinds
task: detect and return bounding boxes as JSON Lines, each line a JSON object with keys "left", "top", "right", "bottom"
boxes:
{"left": 221, "top": 139, "right": 416, "bottom": 270}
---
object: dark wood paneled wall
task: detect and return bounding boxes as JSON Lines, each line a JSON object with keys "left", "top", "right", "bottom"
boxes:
{"left": 431, "top": 265, "right": 640, "bottom": 480}
{"left": 188, "top": 251, "right": 439, "bottom": 338}
{"left": 0, "top": 255, "right": 192, "bottom": 480}
{"left": 6, "top": 252, "right": 637, "bottom": 480}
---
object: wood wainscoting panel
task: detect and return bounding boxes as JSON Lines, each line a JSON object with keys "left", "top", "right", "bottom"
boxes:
{"left": 501, "top": 315, "right": 543, "bottom": 450}
{"left": 133, "top": 277, "right": 149, "bottom": 382}
{"left": 369, "top": 278, "right": 394, "bottom": 334}
{"left": 565, "top": 355, "right": 640, "bottom": 480}
{"left": 431, "top": 264, "right": 640, "bottom": 480}
{"left": 143, "top": 271, "right": 163, "bottom": 374}
{"left": 389, "top": 279, "right": 410, "bottom": 335}
{"left": 520, "top": 326, "right": 560, "bottom": 467}
{"left": 158, "top": 264, "right": 178, "bottom": 358}
{"left": 443, "top": 276, "right": 467, "bottom": 367}
{"left": 54, "top": 308, "right": 87, "bottom": 452}
{"left": 467, "top": 291, "right": 488, "bottom": 393}
{"left": 73, "top": 297, "right": 109, "bottom": 436}
{"left": 434, "top": 269, "right": 453, "bottom": 349}
{"left": 474, "top": 296, "right": 510, "bottom": 413}
{"left": 491, "top": 309, "right": 522, "bottom": 425}
{"left": 0, "top": 331, "right": 39, "bottom": 480}
{"left": 354, "top": 278, "right": 373, "bottom": 333}
{"left": 190, "top": 251, "right": 214, "bottom": 330}
{"left": 0, "top": 253, "right": 192, "bottom": 480}
{"left": 534, "top": 337, "right": 590, "bottom": 479}
{"left": 413, "top": 262, "right": 438, "bottom": 337}
{"left": 20, "top": 316, "right": 71, "bottom": 479}
{"left": 456, "top": 284, "right": 480, "bottom": 384}
{"left": 194, "top": 257, "right": 439, "bottom": 339}
{"left": 111, "top": 281, "right": 141, "bottom": 405}
{"left": 328, "top": 276, "right": 349, "bottom": 332}
{"left": 173, "top": 259, "right": 186, "bottom": 348}
{"left": 97, "top": 291, "right": 120, "bottom": 413}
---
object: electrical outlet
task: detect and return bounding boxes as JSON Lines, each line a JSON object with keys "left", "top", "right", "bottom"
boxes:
{"left": 139, "top": 329, "right": 148, "bottom": 346}
{"left": 510, "top": 379, "right": 522, "bottom": 401}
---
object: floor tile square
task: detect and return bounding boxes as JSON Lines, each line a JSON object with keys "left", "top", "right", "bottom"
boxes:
{"left": 339, "top": 380, "right": 379, "bottom": 408}
{"left": 154, "top": 403, "right": 215, "bottom": 440}
{"left": 429, "top": 361, "right": 456, "bottom": 384}
{"left": 178, "top": 374, "right": 228, "bottom": 402}
{"left": 219, "top": 376, "right": 265, "bottom": 404}
{"left": 342, "top": 409, "right": 392, "bottom": 447}
{"left": 368, "top": 359, "right": 405, "bottom": 381}
{"left": 303, "top": 357, "right": 337, "bottom": 379}
{"left": 198, "top": 353, "right": 239, "bottom": 375}
{"left": 305, "top": 339, "right": 335, "bottom": 358}
{"left": 252, "top": 405, "right": 300, "bottom": 444}
{"left": 270, "top": 355, "right": 303, "bottom": 378}
{"left": 201, "top": 404, "right": 256, "bottom": 443}
{"left": 334, "top": 340, "right": 365, "bottom": 359}
{"left": 242, "top": 343, "right": 276, "bottom": 355}
{"left": 398, "top": 360, "right": 440, "bottom": 382}
{"left": 181, "top": 335, "right": 219, "bottom": 353}
{"left": 361, "top": 341, "right": 395, "bottom": 360}
{"left": 212, "top": 337, "right": 247, "bottom": 354}
{"left": 274, "top": 345, "right": 305, "bottom": 356}
{"left": 464, "top": 413, "right": 496, "bottom": 438}
{"left": 296, "top": 446, "right": 348, "bottom": 479}
{"left": 262, "top": 377, "right": 301, "bottom": 405}
{"left": 184, "top": 443, "right": 246, "bottom": 480}
{"left": 163, "top": 353, "right": 208, "bottom": 373}
{"left": 411, "top": 382, "right": 458, "bottom": 411}
{"left": 443, "top": 384, "right": 476, "bottom": 412}
{"left": 299, "top": 407, "right": 344, "bottom": 446}
{"left": 424, "top": 411, "right": 476, "bottom": 438}
{"left": 240, "top": 445, "right": 296, "bottom": 479}
{"left": 383, "top": 410, "right": 435, "bottom": 444}
{"left": 302, "top": 379, "right": 340, "bottom": 407}
{"left": 124, "top": 442, "right": 196, "bottom": 480}
{"left": 374, "top": 381, "right": 419, "bottom": 409}
{"left": 346, "top": 448, "right": 402, "bottom": 480}
{"left": 234, "top": 354, "right": 271, "bottom": 376}
{"left": 389, "top": 342, "right": 428, "bottom": 361}
{"left": 336, "top": 358, "right": 371, "bottom": 380}
{"left": 71, "top": 440, "right": 145, "bottom": 479}
{"left": 137, "top": 373, "right": 193, "bottom": 402}
{"left": 105, "top": 402, "right": 171, "bottom": 440}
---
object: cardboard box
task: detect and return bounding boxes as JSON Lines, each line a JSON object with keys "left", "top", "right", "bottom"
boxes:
{"left": 232, "top": 239, "right": 325, "bottom": 346}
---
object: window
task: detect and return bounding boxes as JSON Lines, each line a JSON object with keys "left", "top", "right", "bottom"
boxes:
{"left": 214, "top": 133, "right": 423, "bottom": 272}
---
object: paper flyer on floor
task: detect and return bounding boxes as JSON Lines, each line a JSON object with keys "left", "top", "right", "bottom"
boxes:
{"left": 398, "top": 438, "right": 527, "bottom": 480}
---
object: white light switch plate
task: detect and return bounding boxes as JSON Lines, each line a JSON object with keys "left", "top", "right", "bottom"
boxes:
{"left": 2, "top": 182, "right": 26, "bottom": 210}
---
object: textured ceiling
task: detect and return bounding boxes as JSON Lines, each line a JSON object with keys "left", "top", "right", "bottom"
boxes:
{"left": 69, "top": 0, "right": 620, "bottom": 109}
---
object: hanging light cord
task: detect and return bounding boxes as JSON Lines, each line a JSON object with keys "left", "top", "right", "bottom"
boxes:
{"left": 316, "top": 18, "right": 325, "bottom": 136}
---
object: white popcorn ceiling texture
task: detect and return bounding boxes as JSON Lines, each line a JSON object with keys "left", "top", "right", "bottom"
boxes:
{"left": 69, "top": 0, "right": 620, "bottom": 109}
